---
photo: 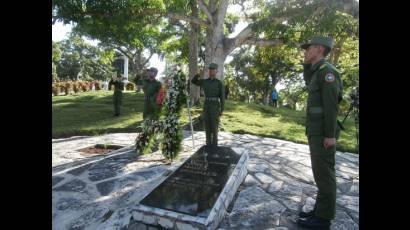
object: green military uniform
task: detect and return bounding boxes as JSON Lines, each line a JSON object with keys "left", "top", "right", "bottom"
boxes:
{"left": 191, "top": 63, "right": 225, "bottom": 146}
{"left": 139, "top": 79, "right": 162, "bottom": 120}
{"left": 134, "top": 74, "right": 144, "bottom": 93}
{"left": 302, "top": 36, "right": 343, "bottom": 221}
{"left": 109, "top": 78, "right": 125, "bottom": 116}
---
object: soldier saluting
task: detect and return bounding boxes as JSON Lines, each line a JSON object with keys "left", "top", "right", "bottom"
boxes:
{"left": 191, "top": 63, "right": 225, "bottom": 147}
{"left": 109, "top": 72, "right": 125, "bottom": 117}
{"left": 297, "top": 36, "right": 343, "bottom": 229}
{"left": 139, "top": 67, "right": 162, "bottom": 120}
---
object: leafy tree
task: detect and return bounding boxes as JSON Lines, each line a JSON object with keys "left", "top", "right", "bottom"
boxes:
{"left": 52, "top": 41, "right": 62, "bottom": 82}
{"left": 53, "top": 0, "right": 358, "bottom": 79}
{"left": 55, "top": 33, "right": 115, "bottom": 81}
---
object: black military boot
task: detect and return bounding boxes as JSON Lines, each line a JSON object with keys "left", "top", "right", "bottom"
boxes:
{"left": 297, "top": 216, "right": 331, "bottom": 229}
{"left": 299, "top": 209, "right": 315, "bottom": 218}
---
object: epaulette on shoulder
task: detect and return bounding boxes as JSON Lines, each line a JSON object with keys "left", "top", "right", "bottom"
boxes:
{"left": 319, "top": 64, "right": 327, "bottom": 70}
{"left": 320, "top": 62, "right": 339, "bottom": 73}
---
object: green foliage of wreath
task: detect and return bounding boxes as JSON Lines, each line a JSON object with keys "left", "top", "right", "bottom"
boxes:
{"left": 135, "top": 67, "right": 186, "bottom": 160}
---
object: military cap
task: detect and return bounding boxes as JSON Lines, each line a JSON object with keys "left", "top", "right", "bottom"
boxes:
{"left": 208, "top": 63, "right": 218, "bottom": 69}
{"left": 148, "top": 67, "right": 158, "bottom": 73}
{"left": 301, "top": 36, "right": 334, "bottom": 50}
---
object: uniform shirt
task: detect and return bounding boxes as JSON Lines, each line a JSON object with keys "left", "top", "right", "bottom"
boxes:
{"left": 134, "top": 75, "right": 143, "bottom": 86}
{"left": 108, "top": 79, "right": 124, "bottom": 91}
{"left": 271, "top": 91, "right": 278, "bottom": 100}
{"left": 141, "top": 79, "right": 161, "bottom": 101}
{"left": 304, "top": 59, "right": 343, "bottom": 138}
{"left": 191, "top": 74, "right": 225, "bottom": 113}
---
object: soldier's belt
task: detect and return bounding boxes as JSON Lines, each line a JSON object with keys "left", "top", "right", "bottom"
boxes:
{"left": 308, "top": 106, "right": 323, "bottom": 114}
{"left": 205, "top": 97, "right": 219, "bottom": 101}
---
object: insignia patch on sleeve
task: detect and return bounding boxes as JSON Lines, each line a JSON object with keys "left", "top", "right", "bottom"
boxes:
{"left": 325, "top": 73, "right": 335, "bottom": 83}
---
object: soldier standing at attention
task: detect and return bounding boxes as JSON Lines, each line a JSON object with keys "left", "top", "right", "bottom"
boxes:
{"left": 108, "top": 73, "right": 125, "bottom": 117}
{"left": 140, "top": 67, "right": 162, "bottom": 120}
{"left": 297, "top": 36, "right": 343, "bottom": 229}
{"left": 191, "top": 63, "right": 225, "bottom": 147}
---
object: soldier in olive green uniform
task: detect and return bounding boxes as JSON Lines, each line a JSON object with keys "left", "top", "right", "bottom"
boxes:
{"left": 139, "top": 67, "right": 162, "bottom": 120}
{"left": 297, "top": 36, "right": 343, "bottom": 229}
{"left": 109, "top": 74, "right": 125, "bottom": 116}
{"left": 191, "top": 63, "right": 225, "bottom": 147}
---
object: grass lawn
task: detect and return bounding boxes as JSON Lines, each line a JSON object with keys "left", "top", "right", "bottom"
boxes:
{"left": 53, "top": 91, "right": 358, "bottom": 153}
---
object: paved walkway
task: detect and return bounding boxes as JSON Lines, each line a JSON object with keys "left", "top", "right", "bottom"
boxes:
{"left": 52, "top": 132, "right": 358, "bottom": 230}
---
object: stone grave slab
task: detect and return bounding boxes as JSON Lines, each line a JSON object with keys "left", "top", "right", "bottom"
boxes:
{"left": 131, "top": 145, "right": 249, "bottom": 230}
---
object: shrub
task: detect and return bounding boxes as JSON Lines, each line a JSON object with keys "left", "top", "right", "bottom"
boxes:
{"left": 59, "top": 83, "right": 66, "bottom": 94}
{"left": 80, "top": 81, "right": 89, "bottom": 92}
{"left": 73, "top": 81, "right": 80, "bottom": 93}
{"left": 52, "top": 83, "right": 60, "bottom": 96}
{"left": 94, "top": 81, "right": 102, "bottom": 90}
{"left": 64, "top": 81, "right": 73, "bottom": 95}
{"left": 126, "top": 82, "right": 135, "bottom": 91}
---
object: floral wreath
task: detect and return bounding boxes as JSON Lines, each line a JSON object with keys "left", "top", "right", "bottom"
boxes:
{"left": 135, "top": 65, "right": 186, "bottom": 161}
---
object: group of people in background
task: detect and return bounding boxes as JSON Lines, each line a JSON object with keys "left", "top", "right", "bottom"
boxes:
{"left": 109, "top": 63, "right": 226, "bottom": 148}
{"left": 108, "top": 67, "right": 163, "bottom": 118}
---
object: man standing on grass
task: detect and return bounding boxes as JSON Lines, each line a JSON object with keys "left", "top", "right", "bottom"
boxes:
{"left": 271, "top": 88, "right": 278, "bottom": 108}
{"left": 297, "top": 36, "right": 343, "bottom": 229}
{"left": 140, "top": 67, "right": 162, "bottom": 120}
{"left": 191, "top": 63, "right": 225, "bottom": 147}
{"left": 108, "top": 72, "right": 125, "bottom": 117}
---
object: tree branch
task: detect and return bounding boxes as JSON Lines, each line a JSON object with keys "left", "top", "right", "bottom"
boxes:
{"left": 223, "top": 1, "right": 328, "bottom": 55}
{"left": 198, "top": 0, "right": 213, "bottom": 25}
{"left": 237, "top": 0, "right": 249, "bottom": 20}
{"left": 167, "top": 13, "right": 209, "bottom": 26}
{"left": 321, "top": 0, "right": 359, "bottom": 18}
{"left": 143, "top": 51, "right": 154, "bottom": 67}
{"left": 100, "top": 42, "right": 131, "bottom": 59}
{"left": 223, "top": 0, "right": 358, "bottom": 56}
{"left": 242, "top": 38, "right": 283, "bottom": 47}
{"left": 223, "top": 25, "right": 253, "bottom": 55}
{"left": 170, "top": 20, "right": 189, "bottom": 33}
{"left": 114, "top": 46, "right": 133, "bottom": 60}
{"left": 80, "top": 8, "right": 209, "bottom": 27}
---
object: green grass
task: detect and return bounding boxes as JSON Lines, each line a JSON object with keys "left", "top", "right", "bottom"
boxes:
{"left": 218, "top": 101, "right": 357, "bottom": 153}
{"left": 52, "top": 91, "right": 145, "bottom": 137}
{"left": 53, "top": 91, "right": 358, "bottom": 153}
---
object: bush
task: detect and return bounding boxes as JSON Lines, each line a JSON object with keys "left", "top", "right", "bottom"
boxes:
{"left": 73, "top": 82, "right": 80, "bottom": 93}
{"left": 79, "top": 81, "right": 89, "bottom": 92}
{"left": 59, "top": 83, "right": 65, "bottom": 94}
{"left": 52, "top": 83, "right": 60, "bottom": 96}
{"left": 52, "top": 80, "right": 104, "bottom": 95}
{"left": 126, "top": 82, "right": 135, "bottom": 91}
{"left": 94, "top": 81, "right": 102, "bottom": 90}
{"left": 64, "top": 81, "right": 73, "bottom": 95}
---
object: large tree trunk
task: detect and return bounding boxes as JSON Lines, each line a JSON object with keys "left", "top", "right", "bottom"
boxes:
{"left": 189, "top": 0, "right": 200, "bottom": 105}
{"left": 203, "top": 0, "right": 228, "bottom": 81}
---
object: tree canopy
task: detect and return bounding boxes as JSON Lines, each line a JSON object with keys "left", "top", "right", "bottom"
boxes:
{"left": 52, "top": 0, "right": 359, "bottom": 113}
